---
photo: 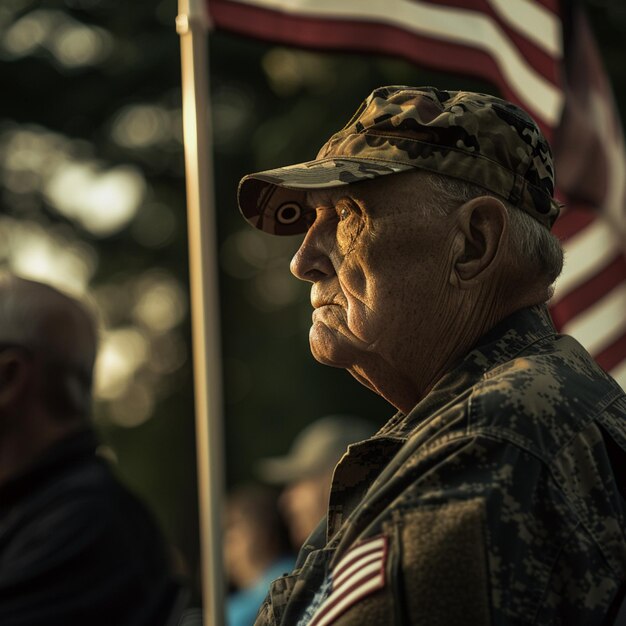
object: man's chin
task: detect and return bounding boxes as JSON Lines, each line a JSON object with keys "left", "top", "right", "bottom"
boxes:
{"left": 309, "top": 321, "right": 356, "bottom": 369}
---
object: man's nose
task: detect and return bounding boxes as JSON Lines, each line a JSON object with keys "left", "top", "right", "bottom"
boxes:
{"left": 290, "top": 223, "right": 334, "bottom": 283}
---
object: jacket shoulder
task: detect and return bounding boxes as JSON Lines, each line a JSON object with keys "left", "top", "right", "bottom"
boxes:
{"left": 469, "top": 333, "right": 625, "bottom": 459}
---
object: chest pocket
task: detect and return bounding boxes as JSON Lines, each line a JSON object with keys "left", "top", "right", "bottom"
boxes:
{"left": 317, "top": 500, "right": 491, "bottom": 626}
{"left": 387, "top": 498, "right": 491, "bottom": 626}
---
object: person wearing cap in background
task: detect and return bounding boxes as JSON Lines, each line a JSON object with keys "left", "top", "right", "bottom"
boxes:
{"left": 237, "top": 87, "right": 626, "bottom": 625}
{"left": 0, "top": 274, "right": 182, "bottom": 626}
{"left": 257, "top": 415, "right": 374, "bottom": 550}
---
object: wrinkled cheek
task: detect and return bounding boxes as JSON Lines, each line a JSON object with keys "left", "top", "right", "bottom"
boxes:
{"left": 338, "top": 264, "right": 374, "bottom": 343}
{"left": 345, "top": 299, "right": 377, "bottom": 344}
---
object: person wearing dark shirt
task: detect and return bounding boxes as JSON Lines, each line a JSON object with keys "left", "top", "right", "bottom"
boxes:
{"left": 0, "top": 274, "right": 181, "bottom": 626}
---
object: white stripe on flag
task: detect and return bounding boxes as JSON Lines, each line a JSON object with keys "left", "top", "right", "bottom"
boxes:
{"left": 331, "top": 559, "right": 383, "bottom": 599}
{"left": 487, "top": 0, "right": 562, "bottom": 57}
{"left": 611, "top": 358, "right": 626, "bottom": 389}
{"left": 313, "top": 576, "right": 384, "bottom": 626}
{"left": 334, "top": 535, "right": 386, "bottom": 576}
{"left": 333, "top": 550, "right": 382, "bottom": 589}
{"left": 233, "top": 0, "right": 563, "bottom": 125}
{"left": 561, "top": 282, "right": 626, "bottom": 355}
{"left": 589, "top": 91, "right": 626, "bottom": 240}
{"left": 308, "top": 536, "right": 387, "bottom": 626}
{"left": 553, "top": 218, "right": 622, "bottom": 301}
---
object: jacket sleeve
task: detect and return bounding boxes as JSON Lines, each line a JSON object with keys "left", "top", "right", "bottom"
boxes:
{"left": 361, "top": 432, "right": 612, "bottom": 626}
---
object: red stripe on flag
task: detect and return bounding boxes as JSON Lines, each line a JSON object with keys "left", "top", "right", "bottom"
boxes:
{"left": 385, "top": 0, "right": 562, "bottom": 85}
{"left": 535, "top": 0, "right": 560, "bottom": 13}
{"left": 310, "top": 569, "right": 382, "bottom": 626}
{"left": 208, "top": 0, "right": 561, "bottom": 87}
{"left": 333, "top": 549, "right": 382, "bottom": 587}
{"left": 308, "top": 536, "right": 387, "bottom": 626}
{"left": 552, "top": 204, "right": 597, "bottom": 242}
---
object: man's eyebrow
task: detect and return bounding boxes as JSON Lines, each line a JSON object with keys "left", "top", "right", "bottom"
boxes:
{"left": 306, "top": 190, "right": 359, "bottom": 209}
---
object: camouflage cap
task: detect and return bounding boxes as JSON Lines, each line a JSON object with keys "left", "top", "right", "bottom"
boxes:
{"left": 238, "top": 86, "right": 560, "bottom": 235}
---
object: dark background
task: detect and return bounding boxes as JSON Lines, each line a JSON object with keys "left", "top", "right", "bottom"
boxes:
{"left": 0, "top": 0, "right": 623, "bottom": 592}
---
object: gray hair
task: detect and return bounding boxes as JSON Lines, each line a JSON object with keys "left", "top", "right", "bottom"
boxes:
{"left": 417, "top": 172, "right": 564, "bottom": 288}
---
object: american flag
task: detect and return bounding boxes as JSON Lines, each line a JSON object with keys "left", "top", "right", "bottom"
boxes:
{"left": 206, "top": 0, "right": 626, "bottom": 389}
{"left": 308, "top": 535, "right": 387, "bottom": 626}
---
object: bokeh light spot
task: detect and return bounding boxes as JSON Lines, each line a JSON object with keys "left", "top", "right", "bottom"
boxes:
{"left": 132, "top": 271, "right": 187, "bottom": 333}
{"left": 111, "top": 104, "right": 172, "bottom": 149}
{"left": 50, "top": 22, "right": 111, "bottom": 68}
{"left": 3, "top": 10, "right": 51, "bottom": 57}
{"left": 2, "top": 10, "right": 112, "bottom": 68}
{"left": 94, "top": 326, "right": 149, "bottom": 400}
{"left": 108, "top": 381, "right": 155, "bottom": 428}
{"left": 0, "top": 217, "right": 97, "bottom": 294}
{"left": 45, "top": 163, "right": 146, "bottom": 237}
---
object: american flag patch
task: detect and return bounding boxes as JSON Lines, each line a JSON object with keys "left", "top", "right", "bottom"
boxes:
{"left": 308, "top": 535, "right": 388, "bottom": 626}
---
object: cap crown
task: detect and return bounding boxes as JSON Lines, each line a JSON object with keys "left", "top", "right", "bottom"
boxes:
{"left": 238, "top": 86, "right": 560, "bottom": 234}
{"left": 320, "top": 86, "right": 558, "bottom": 226}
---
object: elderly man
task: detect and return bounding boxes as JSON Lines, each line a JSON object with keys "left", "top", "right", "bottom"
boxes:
{"left": 0, "top": 275, "right": 180, "bottom": 626}
{"left": 237, "top": 87, "right": 626, "bottom": 625}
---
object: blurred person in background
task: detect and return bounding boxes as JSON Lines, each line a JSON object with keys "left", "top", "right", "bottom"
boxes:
{"left": 224, "top": 484, "right": 295, "bottom": 626}
{"left": 257, "top": 415, "right": 374, "bottom": 550}
{"left": 0, "top": 274, "right": 182, "bottom": 626}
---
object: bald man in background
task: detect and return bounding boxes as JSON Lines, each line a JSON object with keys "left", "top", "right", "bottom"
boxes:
{"left": 0, "top": 275, "right": 181, "bottom": 626}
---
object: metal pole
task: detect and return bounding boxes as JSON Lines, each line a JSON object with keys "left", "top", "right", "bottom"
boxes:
{"left": 176, "top": 2, "right": 225, "bottom": 624}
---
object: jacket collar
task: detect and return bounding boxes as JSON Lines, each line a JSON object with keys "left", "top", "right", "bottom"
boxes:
{"left": 381, "top": 304, "right": 556, "bottom": 439}
{"left": 326, "top": 304, "right": 557, "bottom": 559}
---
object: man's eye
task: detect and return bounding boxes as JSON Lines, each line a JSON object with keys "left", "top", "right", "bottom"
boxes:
{"left": 338, "top": 207, "right": 350, "bottom": 221}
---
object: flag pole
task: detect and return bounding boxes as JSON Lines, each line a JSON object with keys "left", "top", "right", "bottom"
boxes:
{"left": 176, "top": 2, "right": 225, "bottom": 625}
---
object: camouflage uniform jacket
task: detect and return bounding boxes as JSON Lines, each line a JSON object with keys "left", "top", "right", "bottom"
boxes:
{"left": 255, "top": 305, "right": 626, "bottom": 626}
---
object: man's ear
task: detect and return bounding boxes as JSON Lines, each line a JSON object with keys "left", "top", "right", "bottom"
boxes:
{"left": 449, "top": 196, "right": 508, "bottom": 288}
{"left": 0, "top": 350, "right": 30, "bottom": 408}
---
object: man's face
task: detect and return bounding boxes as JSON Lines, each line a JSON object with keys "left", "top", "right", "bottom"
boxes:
{"left": 290, "top": 172, "right": 457, "bottom": 405}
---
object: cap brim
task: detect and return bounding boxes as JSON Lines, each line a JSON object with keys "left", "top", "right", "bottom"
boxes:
{"left": 238, "top": 157, "right": 412, "bottom": 236}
